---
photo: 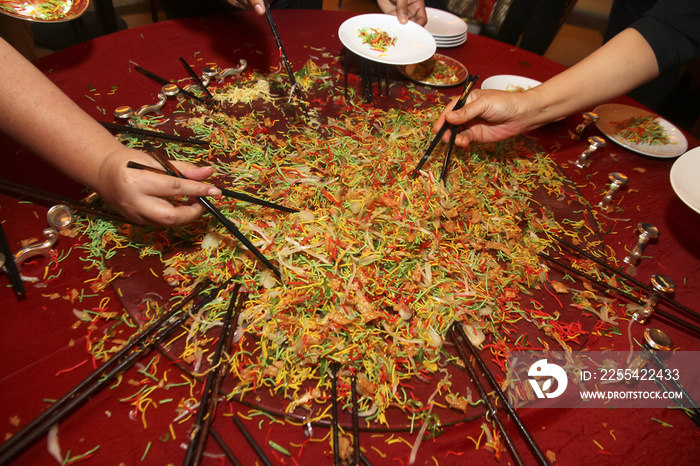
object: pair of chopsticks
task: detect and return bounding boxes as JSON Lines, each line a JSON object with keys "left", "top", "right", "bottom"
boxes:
{"left": 329, "top": 363, "right": 371, "bottom": 466}
{"left": 640, "top": 345, "right": 700, "bottom": 427}
{"left": 127, "top": 161, "right": 297, "bottom": 214}
{"left": 552, "top": 235, "right": 699, "bottom": 321}
{"left": 183, "top": 287, "right": 246, "bottom": 465}
{"left": 100, "top": 121, "right": 210, "bottom": 147}
{"left": 411, "top": 74, "right": 479, "bottom": 180}
{"left": 0, "top": 281, "right": 226, "bottom": 464}
{"left": 0, "top": 178, "right": 130, "bottom": 224}
{"left": 180, "top": 286, "right": 274, "bottom": 466}
{"left": 179, "top": 56, "right": 216, "bottom": 103}
{"left": 0, "top": 222, "right": 25, "bottom": 297}
{"left": 135, "top": 63, "right": 216, "bottom": 109}
{"left": 448, "top": 323, "right": 550, "bottom": 466}
{"left": 262, "top": 0, "right": 306, "bottom": 110}
{"left": 542, "top": 236, "right": 700, "bottom": 336}
{"left": 135, "top": 144, "right": 293, "bottom": 280}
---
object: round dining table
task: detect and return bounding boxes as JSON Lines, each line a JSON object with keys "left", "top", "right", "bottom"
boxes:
{"left": 1, "top": 9, "right": 699, "bottom": 466}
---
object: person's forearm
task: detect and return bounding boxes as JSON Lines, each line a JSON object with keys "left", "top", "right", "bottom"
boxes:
{"left": 0, "top": 39, "right": 121, "bottom": 191}
{"left": 522, "top": 28, "right": 659, "bottom": 129}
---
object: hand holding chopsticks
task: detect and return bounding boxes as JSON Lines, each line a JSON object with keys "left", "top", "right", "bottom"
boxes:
{"left": 127, "top": 161, "right": 298, "bottom": 213}
{"left": 412, "top": 74, "right": 479, "bottom": 180}
{"left": 136, "top": 145, "right": 288, "bottom": 280}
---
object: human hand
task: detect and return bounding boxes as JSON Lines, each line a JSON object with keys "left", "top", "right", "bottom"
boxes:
{"left": 225, "top": 0, "right": 266, "bottom": 15}
{"left": 377, "top": 0, "right": 427, "bottom": 26}
{"left": 95, "top": 146, "right": 221, "bottom": 226}
{"left": 435, "top": 89, "right": 540, "bottom": 147}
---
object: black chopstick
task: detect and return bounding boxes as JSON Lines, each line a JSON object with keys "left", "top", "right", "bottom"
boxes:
{"left": 452, "top": 324, "right": 550, "bottom": 465}
{"left": 183, "top": 286, "right": 244, "bottom": 466}
{"left": 134, "top": 64, "right": 216, "bottom": 109}
{"left": 143, "top": 146, "right": 283, "bottom": 280}
{"left": 262, "top": 0, "right": 306, "bottom": 108}
{"left": 411, "top": 75, "right": 479, "bottom": 178}
{"left": 552, "top": 235, "right": 700, "bottom": 321}
{"left": 439, "top": 123, "right": 458, "bottom": 182}
{"left": 232, "top": 417, "right": 273, "bottom": 466}
{"left": 209, "top": 427, "right": 242, "bottom": 466}
{"left": 539, "top": 251, "right": 700, "bottom": 335}
{"left": 100, "top": 121, "right": 210, "bottom": 146}
{"left": 447, "top": 325, "right": 525, "bottom": 466}
{"left": 330, "top": 362, "right": 340, "bottom": 466}
{"left": 179, "top": 57, "right": 215, "bottom": 102}
{"left": 0, "top": 281, "right": 224, "bottom": 464}
{"left": 0, "top": 222, "right": 25, "bottom": 296}
{"left": 0, "top": 178, "right": 130, "bottom": 224}
{"left": 127, "top": 161, "right": 298, "bottom": 213}
{"left": 351, "top": 375, "right": 361, "bottom": 466}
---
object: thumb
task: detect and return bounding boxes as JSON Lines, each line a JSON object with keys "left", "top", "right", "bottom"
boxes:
{"left": 444, "top": 90, "right": 487, "bottom": 127}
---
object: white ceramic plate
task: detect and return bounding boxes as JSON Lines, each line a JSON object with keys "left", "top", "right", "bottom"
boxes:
{"left": 339, "top": 14, "right": 437, "bottom": 65}
{"left": 435, "top": 33, "right": 467, "bottom": 46}
{"left": 436, "top": 39, "right": 466, "bottom": 49}
{"left": 670, "top": 146, "right": 700, "bottom": 214}
{"left": 425, "top": 7, "right": 468, "bottom": 37}
{"left": 481, "top": 74, "right": 541, "bottom": 92}
{"left": 0, "top": 0, "right": 89, "bottom": 22}
{"left": 594, "top": 104, "right": 687, "bottom": 158}
{"left": 396, "top": 54, "right": 468, "bottom": 87}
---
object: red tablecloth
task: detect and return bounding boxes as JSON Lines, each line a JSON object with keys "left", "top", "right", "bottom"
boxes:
{"left": 1, "top": 10, "right": 699, "bottom": 466}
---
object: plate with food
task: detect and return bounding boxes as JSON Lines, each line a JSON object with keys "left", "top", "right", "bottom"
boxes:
{"left": 670, "top": 146, "right": 700, "bottom": 214}
{"left": 0, "top": 0, "right": 89, "bottom": 22}
{"left": 396, "top": 53, "right": 467, "bottom": 87}
{"left": 338, "top": 13, "right": 436, "bottom": 65}
{"left": 594, "top": 103, "right": 687, "bottom": 158}
{"left": 480, "top": 74, "right": 541, "bottom": 92}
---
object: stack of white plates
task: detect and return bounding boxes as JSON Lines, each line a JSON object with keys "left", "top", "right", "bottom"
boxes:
{"left": 424, "top": 7, "right": 468, "bottom": 48}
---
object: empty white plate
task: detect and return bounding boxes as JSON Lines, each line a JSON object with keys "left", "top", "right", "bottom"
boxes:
{"left": 670, "top": 146, "right": 700, "bottom": 214}
{"left": 425, "top": 7, "right": 468, "bottom": 37}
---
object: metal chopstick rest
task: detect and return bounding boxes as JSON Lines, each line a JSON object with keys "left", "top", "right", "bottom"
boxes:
{"left": 539, "top": 250, "right": 700, "bottom": 335}
{"left": 0, "top": 178, "right": 130, "bottom": 224}
{"left": 628, "top": 327, "right": 700, "bottom": 426}
{"left": 134, "top": 64, "right": 216, "bottom": 109}
{"left": 551, "top": 235, "right": 700, "bottom": 322}
{"left": 179, "top": 56, "right": 216, "bottom": 102}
